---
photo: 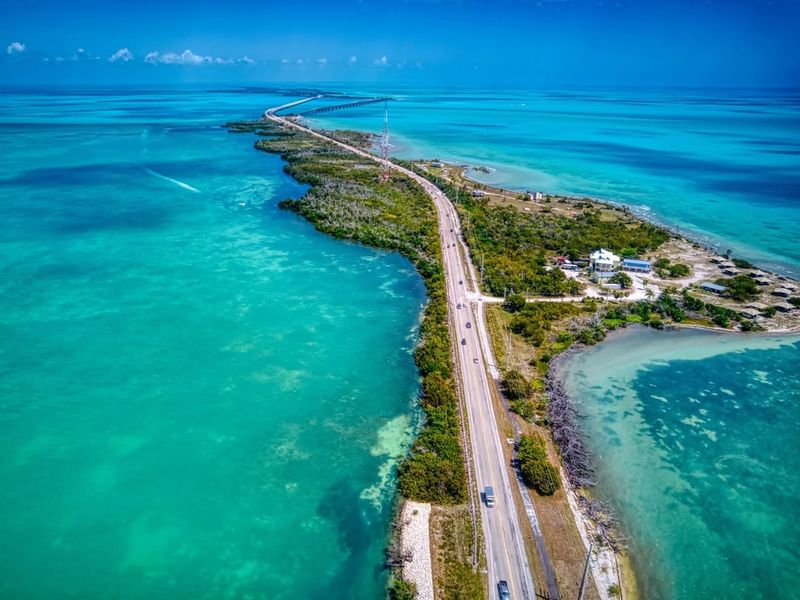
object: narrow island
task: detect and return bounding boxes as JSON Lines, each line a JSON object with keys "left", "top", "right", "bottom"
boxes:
{"left": 227, "top": 113, "right": 800, "bottom": 600}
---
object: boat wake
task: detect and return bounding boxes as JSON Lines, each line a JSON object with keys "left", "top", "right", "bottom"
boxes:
{"left": 144, "top": 167, "right": 201, "bottom": 193}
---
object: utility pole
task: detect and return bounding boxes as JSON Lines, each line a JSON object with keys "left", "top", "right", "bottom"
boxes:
{"left": 379, "top": 100, "right": 391, "bottom": 183}
{"left": 577, "top": 542, "right": 594, "bottom": 600}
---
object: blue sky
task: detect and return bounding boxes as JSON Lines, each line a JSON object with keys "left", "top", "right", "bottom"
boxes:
{"left": 1, "top": 0, "right": 798, "bottom": 87}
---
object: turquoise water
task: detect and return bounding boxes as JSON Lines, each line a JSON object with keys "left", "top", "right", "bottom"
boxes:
{"left": 559, "top": 328, "right": 800, "bottom": 599}
{"left": 305, "top": 86, "right": 800, "bottom": 276}
{"left": 0, "top": 89, "right": 425, "bottom": 597}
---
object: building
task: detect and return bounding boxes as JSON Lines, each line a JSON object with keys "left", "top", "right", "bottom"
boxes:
{"left": 754, "top": 277, "right": 771, "bottom": 286}
{"left": 721, "top": 268, "right": 739, "bottom": 276}
{"left": 774, "top": 302, "right": 796, "bottom": 313}
{"left": 622, "top": 258, "right": 652, "bottom": 273}
{"left": 592, "top": 270, "right": 617, "bottom": 282}
{"left": 471, "top": 189, "right": 486, "bottom": 198}
{"left": 589, "top": 248, "right": 621, "bottom": 272}
{"left": 534, "top": 191, "right": 544, "bottom": 201}
{"left": 772, "top": 288, "right": 792, "bottom": 298}
{"left": 738, "top": 308, "right": 760, "bottom": 319}
{"left": 701, "top": 282, "right": 726, "bottom": 294}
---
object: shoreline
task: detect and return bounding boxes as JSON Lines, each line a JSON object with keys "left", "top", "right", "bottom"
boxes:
{"left": 456, "top": 163, "right": 800, "bottom": 280}
{"left": 546, "top": 324, "right": 799, "bottom": 597}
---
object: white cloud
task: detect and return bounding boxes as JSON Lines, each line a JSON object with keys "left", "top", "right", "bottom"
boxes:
{"left": 296, "top": 58, "right": 305, "bottom": 65}
{"left": 316, "top": 57, "right": 327, "bottom": 66}
{"left": 6, "top": 41, "right": 26, "bottom": 55}
{"left": 349, "top": 55, "right": 357, "bottom": 64}
{"left": 281, "top": 58, "right": 291, "bottom": 64}
{"left": 373, "top": 55, "right": 388, "bottom": 66}
{"left": 144, "top": 49, "right": 254, "bottom": 66}
{"left": 109, "top": 48, "right": 133, "bottom": 63}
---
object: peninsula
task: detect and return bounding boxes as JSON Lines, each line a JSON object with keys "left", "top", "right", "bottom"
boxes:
{"left": 228, "top": 97, "right": 800, "bottom": 600}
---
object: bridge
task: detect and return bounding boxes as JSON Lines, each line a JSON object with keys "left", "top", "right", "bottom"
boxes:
{"left": 287, "top": 96, "right": 394, "bottom": 117}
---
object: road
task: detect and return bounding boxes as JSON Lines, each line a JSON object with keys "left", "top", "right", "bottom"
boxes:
{"left": 265, "top": 99, "right": 537, "bottom": 599}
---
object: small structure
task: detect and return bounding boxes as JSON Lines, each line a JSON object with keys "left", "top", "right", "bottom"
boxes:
{"left": 534, "top": 191, "right": 544, "bottom": 201}
{"left": 747, "top": 302, "right": 768, "bottom": 311}
{"left": 754, "top": 277, "right": 771, "bottom": 286}
{"left": 738, "top": 308, "right": 760, "bottom": 319}
{"left": 701, "top": 282, "right": 726, "bottom": 294}
{"left": 710, "top": 256, "right": 725, "bottom": 264}
{"left": 772, "top": 288, "right": 792, "bottom": 298}
{"left": 774, "top": 302, "right": 796, "bottom": 313}
{"left": 593, "top": 270, "right": 617, "bottom": 282}
{"left": 721, "top": 268, "right": 739, "bottom": 276}
{"left": 622, "top": 258, "right": 652, "bottom": 273}
{"left": 590, "top": 248, "right": 621, "bottom": 272}
{"left": 430, "top": 161, "right": 444, "bottom": 168}
{"left": 471, "top": 189, "right": 486, "bottom": 198}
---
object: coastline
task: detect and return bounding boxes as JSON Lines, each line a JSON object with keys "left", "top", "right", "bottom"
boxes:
{"left": 457, "top": 164, "right": 800, "bottom": 280}
{"left": 546, "top": 324, "right": 800, "bottom": 597}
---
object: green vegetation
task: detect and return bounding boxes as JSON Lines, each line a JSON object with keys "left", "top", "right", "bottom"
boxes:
{"left": 517, "top": 433, "right": 560, "bottom": 496}
{"left": 387, "top": 576, "right": 416, "bottom": 600}
{"left": 229, "top": 120, "right": 466, "bottom": 504}
{"left": 789, "top": 297, "right": 800, "bottom": 308}
{"left": 405, "top": 164, "right": 669, "bottom": 297}
{"left": 501, "top": 370, "right": 536, "bottom": 420}
{"left": 732, "top": 257, "right": 755, "bottom": 269}
{"left": 654, "top": 257, "right": 691, "bottom": 278}
{"left": 609, "top": 271, "right": 632, "bottom": 288}
{"left": 430, "top": 506, "right": 485, "bottom": 599}
{"left": 716, "top": 274, "right": 759, "bottom": 302}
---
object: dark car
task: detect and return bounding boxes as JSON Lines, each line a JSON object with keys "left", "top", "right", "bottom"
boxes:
{"left": 466, "top": 322, "right": 472, "bottom": 329}
{"left": 461, "top": 338, "right": 467, "bottom": 346}
{"left": 459, "top": 280, "right": 463, "bottom": 285}
{"left": 497, "top": 580, "right": 511, "bottom": 599}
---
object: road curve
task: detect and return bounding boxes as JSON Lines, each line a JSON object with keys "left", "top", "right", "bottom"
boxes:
{"left": 264, "top": 99, "right": 538, "bottom": 599}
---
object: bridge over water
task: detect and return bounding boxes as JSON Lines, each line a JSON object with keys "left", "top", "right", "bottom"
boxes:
{"left": 282, "top": 96, "right": 394, "bottom": 117}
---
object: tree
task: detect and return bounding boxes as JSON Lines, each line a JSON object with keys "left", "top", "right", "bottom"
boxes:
{"left": 502, "top": 370, "right": 533, "bottom": 400}
{"left": 504, "top": 293, "right": 527, "bottom": 313}
{"left": 517, "top": 434, "right": 560, "bottom": 496}
{"left": 609, "top": 272, "right": 632, "bottom": 289}
{"left": 718, "top": 275, "right": 758, "bottom": 302}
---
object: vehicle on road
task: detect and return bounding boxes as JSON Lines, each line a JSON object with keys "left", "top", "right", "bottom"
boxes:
{"left": 466, "top": 322, "right": 472, "bottom": 329}
{"left": 484, "top": 486, "right": 496, "bottom": 507}
{"left": 473, "top": 357, "right": 479, "bottom": 364}
{"left": 459, "top": 280, "right": 463, "bottom": 285}
{"left": 461, "top": 338, "right": 467, "bottom": 346}
{"left": 497, "top": 580, "right": 511, "bottom": 599}
{"left": 457, "top": 303, "right": 462, "bottom": 309}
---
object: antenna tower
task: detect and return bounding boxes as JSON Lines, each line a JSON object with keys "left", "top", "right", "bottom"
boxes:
{"left": 379, "top": 100, "right": 391, "bottom": 183}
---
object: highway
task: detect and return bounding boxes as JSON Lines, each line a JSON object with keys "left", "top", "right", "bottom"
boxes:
{"left": 265, "top": 99, "right": 537, "bottom": 599}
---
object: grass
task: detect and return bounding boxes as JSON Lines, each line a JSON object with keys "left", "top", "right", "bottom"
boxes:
{"left": 429, "top": 505, "right": 486, "bottom": 599}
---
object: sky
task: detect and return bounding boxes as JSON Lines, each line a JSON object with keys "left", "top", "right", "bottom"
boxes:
{"left": 1, "top": 0, "right": 799, "bottom": 87}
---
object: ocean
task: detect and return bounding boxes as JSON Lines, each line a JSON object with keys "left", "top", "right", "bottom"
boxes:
{"left": 1, "top": 85, "right": 799, "bottom": 599}
{"left": 308, "top": 85, "right": 800, "bottom": 277}
{"left": 557, "top": 328, "right": 800, "bottom": 599}
{"left": 0, "top": 88, "right": 425, "bottom": 598}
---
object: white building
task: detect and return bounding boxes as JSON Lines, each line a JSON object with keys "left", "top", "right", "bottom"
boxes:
{"left": 590, "top": 248, "right": 621, "bottom": 272}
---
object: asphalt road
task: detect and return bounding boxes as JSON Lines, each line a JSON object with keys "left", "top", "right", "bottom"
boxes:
{"left": 265, "top": 99, "right": 537, "bottom": 600}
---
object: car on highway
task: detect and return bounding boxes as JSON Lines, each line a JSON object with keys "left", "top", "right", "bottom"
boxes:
{"left": 497, "top": 580, "right": 511, "bottom": 599}
{"left": 459, "top": 280, "right": 463, "bottom": 285}
{"left": 466, "top": 322, "right": 471, "bottom": 329}
{"left": 484, "top": 486, "right": 496, "bottom": 507}
{"left": 461, "top": 338, "right": 467, "bottom": 346}
{"left": 457, "top": 303, "right": 462, "bottom": 309}
{"left": 473, "top": 357, "right": 479, "bottom": 364}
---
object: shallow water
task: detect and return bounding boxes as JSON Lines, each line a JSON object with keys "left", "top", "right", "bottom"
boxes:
{"left": 558, "top": 327, "right": 800, "bottom": 599}
{"left": 0, "top": 89, "right": 425, "bottom": 598}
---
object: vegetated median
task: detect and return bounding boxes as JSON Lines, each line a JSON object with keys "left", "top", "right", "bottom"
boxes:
{"left": 227, "top": 119, "right": 483, "bottom": 599}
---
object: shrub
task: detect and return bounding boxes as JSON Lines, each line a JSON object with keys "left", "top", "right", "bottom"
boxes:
{"left": 502, "top": 370, "right": 533, "bottom": 401}
{"left": 732, "top": 257, "right": 754, "bottom": 269}
{"left": 388, "top": 576, "right": 416, "bottom": 600}
{"left": 517, "top": 433, "right": 560, "bottom": 496}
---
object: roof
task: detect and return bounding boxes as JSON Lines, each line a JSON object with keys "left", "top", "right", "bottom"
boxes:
{"left": 774, "top": 302, "right": 796, "bottom": 311}
{"left": 739, "top": 308, "right": 760, "bottom": 318}
{"left": 623, "top": 259, "right": 652, "bottom": 267}
{"left": 590, "top": 248, "right": 621, "bottom": 263}
{"left": 701, "top": 282, "right": 726, "bottom": 292}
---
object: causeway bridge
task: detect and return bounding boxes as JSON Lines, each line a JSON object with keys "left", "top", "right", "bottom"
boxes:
{"left": 282, "top": 96, "right": 393, "bottom": 117}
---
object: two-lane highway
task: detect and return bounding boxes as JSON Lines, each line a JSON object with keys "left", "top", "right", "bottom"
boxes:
{"left": 265, "top": 101, "right": 536, "bottom": 599}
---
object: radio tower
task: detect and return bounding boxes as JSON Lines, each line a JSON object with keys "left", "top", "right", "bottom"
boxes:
{"left": 379, "top": 100, "right": 391, "bottom": 183}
